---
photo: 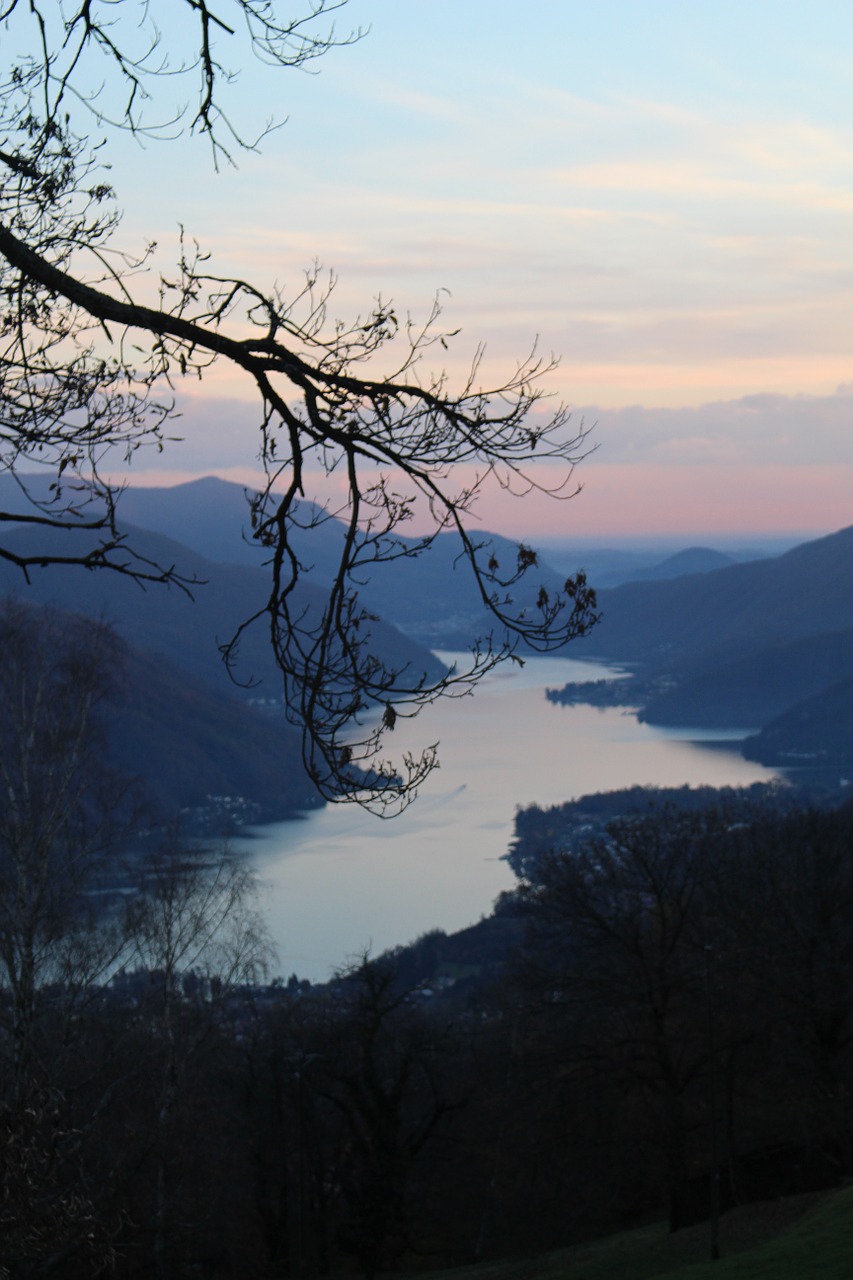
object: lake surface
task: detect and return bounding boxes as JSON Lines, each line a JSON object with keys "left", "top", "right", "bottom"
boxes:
{"left": 236, "top": 653, "right": 780, "bottom": 981}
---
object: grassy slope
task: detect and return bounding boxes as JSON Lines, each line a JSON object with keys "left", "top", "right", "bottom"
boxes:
{"left": 666, "top": 1185, "right": 853, "bottom": 1280}
{"left": 417, "top": 1186, "right": 853, "bottom": 1280}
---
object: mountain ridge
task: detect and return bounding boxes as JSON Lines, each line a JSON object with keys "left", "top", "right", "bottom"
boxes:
{"left": 0, "top": 473, "right": 578, "bottom": 651}
{"left": 556, "top": 522, "right": 853, "bottom": 770}
{"left": 575, "top": 523, "right": 853, "bottom": 668}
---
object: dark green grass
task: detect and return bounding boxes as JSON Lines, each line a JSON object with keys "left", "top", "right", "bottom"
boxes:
{"left": 413, "top": 1186, "right": 851, "bottom": 1280}
{"left": 663, "top": 1184, "right": 853, "bottom": 1280}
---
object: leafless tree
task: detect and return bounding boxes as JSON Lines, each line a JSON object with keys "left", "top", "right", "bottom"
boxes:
{"left": 520, "top": 807, "right": 737, "bottom": 1231}
{"left": 0, "top": 599, "right": 131, "bottom": 1277}
{"left": 0, "top": 600, "right": 130, "bottom": 1102}
{"left": 126, "top": 837, "right": 271, "bottom": 1277}
{"left": 309, "top": 954, "right": 460, "bottom": 1277}
{"left": 0, "top": 596, "right": 274, "bottom": 1275}
{"left": 0, "top": 2, "right": 597, "bottom": 811}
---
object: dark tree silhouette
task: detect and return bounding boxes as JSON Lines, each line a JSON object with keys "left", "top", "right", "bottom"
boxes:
{"left": 520, "top": 806, "right": 739, "bottom": 1232}
{"left": 317, "top": 956, "right": 461, "bottom": 1277}
{"left": 0, "top": 601, "right": 129, "bottom": 1098}
{"left": 0, "top": 2, "right": 597, "bottom": 810}
{"left": 0, "top": 600, "right": 130, "bottom": 1276}
{"left": 126, "top": 837, "right": 271, "bottom": 1278}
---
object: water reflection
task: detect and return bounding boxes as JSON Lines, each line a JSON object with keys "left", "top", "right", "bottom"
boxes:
{"left": 236, "top": 654, "right": 779, "bottom": 981}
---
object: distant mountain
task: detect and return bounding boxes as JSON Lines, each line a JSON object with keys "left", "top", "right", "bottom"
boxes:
{"left": 118, "top": 475, "right": 269, "bottom": 567}
{"left": 529, "top": 544, "right": 666, "bottom": 588}
{"left": 4, "top": 473, "right": 573, "bottom": 651}
{"left": 531, "top": 539, "right": 776, "bottom": 588}
{"left": 627, "top": 546, "right": 735, "bottom": 582}
{"left": 638, "top": 629, "right": 853, "bottom": 729}
{"left": 0, "top": 472, "right": 339, "bottom": 571}
{"left": 545, "top": 524, "right": 853, "bottom": 771}
{"left": 118, "top": 476, "right": 354, "bottom": 576}
{"left": 113, "top": 477, "right": 577, "bottom": 649}
{"left": 575, "top": 524, "right": 853, "bottom": 670}
{"left": 743, "top": 678, "right": 853, "bottom": 768}
{"left": 0, "top": 474, "right": 576, "bottom": 650}
{"left": 0, "top": 520, "right": 446, "bottom": 698}
{"left": 108, "top": 636, "right": 322, "bottom": 822}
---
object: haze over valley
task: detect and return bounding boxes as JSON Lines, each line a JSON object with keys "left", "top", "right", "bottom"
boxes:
{"left": 2, "top": 1, "right": 853, "bottom": 1274}
{"left": 3, "top": 473, "right": 851, "bottom": 980}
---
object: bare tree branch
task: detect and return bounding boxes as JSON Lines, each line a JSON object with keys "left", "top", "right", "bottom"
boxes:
{"left": 0, "top": 1, "right": 598, "bottom": 812}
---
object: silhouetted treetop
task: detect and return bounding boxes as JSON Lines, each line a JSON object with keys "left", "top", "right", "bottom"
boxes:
{"left": 0, "top": 1, "right": 597, "bottom": 811}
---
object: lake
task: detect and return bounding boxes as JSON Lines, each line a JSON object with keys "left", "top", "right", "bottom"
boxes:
{"left": 236, "top": 653, "right": 780, "bottom": 981}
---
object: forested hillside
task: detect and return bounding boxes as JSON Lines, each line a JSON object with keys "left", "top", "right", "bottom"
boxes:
{"left": 551, "top": 524, "right": 853, "bottom": 769}
{"left": 0, "top": 518, "right": 446, "bottom": 699}
{"left": 4, "top": 769, "right": 852, "bottom": 1275}
{"left": 638, "top": 628, "right": 853, "bottom": 728}
{"left": 112, "top": 476, "right": 574, "bottom": 650}
{"left": 575, "top": 524, "right": 853, "bottom": 667}
{"left": 107, "top": 639, "right": 323, "bottom": 822}
{"left": 743, "top": 677, "right": 853, "bottom": 767}
{"left": 0, "top": 473, "right": 574, "bottom": 651}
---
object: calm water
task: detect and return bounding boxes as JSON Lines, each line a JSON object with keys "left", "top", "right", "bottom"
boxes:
{"left": 237, "top": 654, "right": 780, "bottom": 981}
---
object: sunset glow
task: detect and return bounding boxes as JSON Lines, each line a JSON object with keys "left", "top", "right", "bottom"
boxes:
{"left": 107, "top": 0, "right": 853, "bottom": 540}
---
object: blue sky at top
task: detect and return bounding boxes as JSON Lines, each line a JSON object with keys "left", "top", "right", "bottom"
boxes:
{"left": 67, "top": 0, "right": 853, "bottom": 535}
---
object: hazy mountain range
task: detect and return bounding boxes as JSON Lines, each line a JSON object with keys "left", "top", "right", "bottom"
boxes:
{"left": 3, "top": 473, "right": 849, "bottom": 799}
{"left": 115, "top": 476, "right": 573, "bottom": 649}
{"left": 625, "top": 545, "right": 736, "bottom": 582}
{"left": 0, "top": 474, "right": 572, "bottom": 650}
{"left": 0, "top": 477, "right": 446, "bottom": 822}
{"left": 567, "top": 523, "right": 853, "bottom": 770}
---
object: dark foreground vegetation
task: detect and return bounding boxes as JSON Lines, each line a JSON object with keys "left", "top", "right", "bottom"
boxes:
{"left": 3, "top": 3, "right": 851, "bottom": 1272}
{"left": 413, "top": 1183, "right": 853, "bottom": 1280}
{"left": 3, "top": 598, "right": 853, "bottom": 1278}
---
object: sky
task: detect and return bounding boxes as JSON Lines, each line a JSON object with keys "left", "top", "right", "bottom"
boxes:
{"left": 101, "top": 0, "right": 853, "bottom": 541}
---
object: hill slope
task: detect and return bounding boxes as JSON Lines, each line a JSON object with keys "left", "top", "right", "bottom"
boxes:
{"left": 628, "top": 546, "right": 735, "bottom": 582}
{"left": 0, "top": 598, "right": 321, "bottom": 824}
{"left": 0, "top": 520, "right": 446, "bottom": 697}
{"left": 577, "top": 524, "right": 853, "bottom": 670}
{"left": 421, "top": 1186, "right": 849, "bottom": 1280}
{"left": 108, "top": 639, "right": 322, "bottom": 821}
{"left": 742, "top": 677, "right": 853, "bottom": 768}
{"left": 537, "top": 525, "right": 853, "bottom": 768}
{"left": 638, "top": 629, "right": 853, "bottom": 729}
{"left": 0, "top": 473, "right": 573, "bottom": 650}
